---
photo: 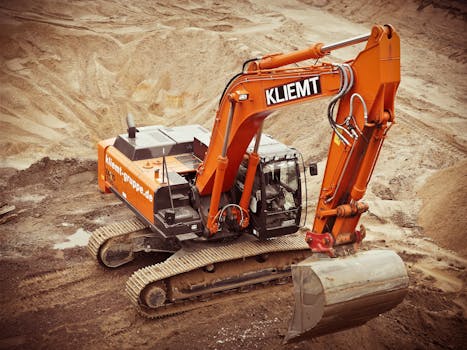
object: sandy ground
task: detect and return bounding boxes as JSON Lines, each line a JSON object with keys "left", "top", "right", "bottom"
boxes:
{"left": 0, "top": 0, "right": 466, "bottom": 349}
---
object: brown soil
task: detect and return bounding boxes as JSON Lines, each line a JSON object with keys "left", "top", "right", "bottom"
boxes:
{"left": 0, "top": 0, "right": 466, "bottom": 349}
{"left": 418, "top": 160, "right": 467, "bottom": 257}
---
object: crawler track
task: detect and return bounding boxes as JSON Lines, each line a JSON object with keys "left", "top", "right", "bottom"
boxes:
{"left": 126, "top": 234, "right": 310, "bottom": 318}
{"left": 87, "top": 217, "right": 149, "bottom": 265}
{"left": 88, "top": 219, "right": 311, "bottom": 318}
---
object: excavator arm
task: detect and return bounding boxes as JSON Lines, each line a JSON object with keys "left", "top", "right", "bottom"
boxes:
{"left": 310, "top": 25, "right": 399, "bottom": 254}
{"left": 196, "top": 63, "right": 342, "bottom": 233}
{"left": 196, "top": 25, "right": 400, "bottom": 245}
{"left": 195, "top": 64, "right": 340, "bottom": 196}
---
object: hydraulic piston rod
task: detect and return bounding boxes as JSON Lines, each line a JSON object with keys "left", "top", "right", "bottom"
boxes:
{"left": 256, "top": 32, "right": 371, "bottom": 70}
{"left": 321, "top": 33, "right": 370, "bottom": 52}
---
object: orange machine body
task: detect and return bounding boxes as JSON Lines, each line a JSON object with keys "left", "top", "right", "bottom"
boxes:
{"left": 98, "top": 138, "right": 202, "bottom": 225}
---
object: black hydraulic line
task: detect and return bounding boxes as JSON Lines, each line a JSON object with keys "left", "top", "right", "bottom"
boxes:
{"left": 218, "top": 72, "right": 243, "bottom": 105}
{"left": 242, "top": 57, "right": 260, "bottom": 72}
{"left": 218, "top": 57, "right": 260, "bottom": 105}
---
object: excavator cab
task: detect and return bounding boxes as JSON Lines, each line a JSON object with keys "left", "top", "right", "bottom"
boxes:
{"left": 235, "top": 136, "right": 302, "bottom": 239}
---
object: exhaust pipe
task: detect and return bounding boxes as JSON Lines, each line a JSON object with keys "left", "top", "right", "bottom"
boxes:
{"left": 285, "top": 249, "right": 408, "bottom": 343}
{"left": 127, "top": 113, "right": 137, "bottom": 139}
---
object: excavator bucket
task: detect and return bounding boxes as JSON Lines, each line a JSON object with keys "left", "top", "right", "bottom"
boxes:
{"left": 285, "top": 249, "right": 408, "bottom": 343}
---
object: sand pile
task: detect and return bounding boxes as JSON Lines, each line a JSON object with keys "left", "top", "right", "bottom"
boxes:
{"left": 3, "top": 0, "right": 464, "bottom": 170}
{"left": 418, "top": 160, "right": 467, "bottom": 256}
{"left": 0, "top": 4, "right": 248, "bottom": 168}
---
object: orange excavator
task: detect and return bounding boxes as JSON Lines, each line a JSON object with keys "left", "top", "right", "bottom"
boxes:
{"left": 88, "top": 24, "right": 408, "bottom": 341}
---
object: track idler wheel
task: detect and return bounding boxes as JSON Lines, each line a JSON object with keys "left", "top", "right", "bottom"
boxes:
{"left": 285, "top": 249, "right": 408, "bottom": 343}
{"left": 98, "top": 240, "right": 134, "bottom": 268}
{"left": 141, "top": 283, "right": 167, "bottom": 309}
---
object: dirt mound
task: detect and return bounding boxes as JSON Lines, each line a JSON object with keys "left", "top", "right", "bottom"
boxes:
{"left": 6, "top": 157, "right": 96, "bottom": 190}
{"left": 418, "top": 160, "right": 467, "bottom": 256}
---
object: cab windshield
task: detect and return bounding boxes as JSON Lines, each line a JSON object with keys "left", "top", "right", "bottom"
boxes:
{"left": 263, "top": 159, "right": 298, "bottom": 211}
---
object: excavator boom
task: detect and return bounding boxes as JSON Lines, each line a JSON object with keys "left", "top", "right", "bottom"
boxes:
{"left": 197, "top": 24, "right": 400, "bottom": 246}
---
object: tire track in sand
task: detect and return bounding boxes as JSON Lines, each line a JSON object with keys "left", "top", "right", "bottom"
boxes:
{"left": 9, "top": 261, "right": 126, "bottom": 315}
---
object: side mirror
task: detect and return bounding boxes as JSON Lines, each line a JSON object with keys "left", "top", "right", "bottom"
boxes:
{"left": 309, "top": 163, "right": 318, "bottom": 176}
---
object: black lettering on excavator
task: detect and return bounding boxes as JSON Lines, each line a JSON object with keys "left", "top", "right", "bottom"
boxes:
{"left": 265, "top": 76, "right": 321, "bottom": 106}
